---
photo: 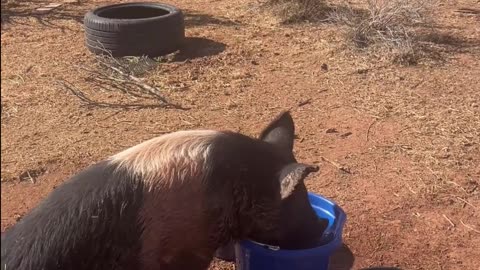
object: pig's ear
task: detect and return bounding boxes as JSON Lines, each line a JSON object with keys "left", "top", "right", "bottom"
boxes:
{"left": 279, "top": 163, "right": 319, "bottom": 199}
{"left": 259, "top": 111, "right": 295, "bottom": 156}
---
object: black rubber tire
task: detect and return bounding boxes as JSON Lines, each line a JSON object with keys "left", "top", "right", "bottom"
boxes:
{"left": 83, "top": 2, "right": 185, "bottom": 57}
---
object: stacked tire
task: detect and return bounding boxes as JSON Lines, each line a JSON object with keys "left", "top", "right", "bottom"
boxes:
{"left": 83, "top": 2, "right": 185, "bottom": 57}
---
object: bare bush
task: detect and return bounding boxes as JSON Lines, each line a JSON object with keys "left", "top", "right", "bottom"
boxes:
{"left": 330, "top": 0, "right": 437, "bottom": 64}
{"left": 263, "top": 0, "right": 329, "bottom": 23}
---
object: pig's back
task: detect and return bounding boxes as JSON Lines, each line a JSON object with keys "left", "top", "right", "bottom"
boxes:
{"left": 1, "top": 161, "right": 146, "bottom": 270}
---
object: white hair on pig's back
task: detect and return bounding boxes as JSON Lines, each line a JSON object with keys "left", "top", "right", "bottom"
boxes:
{"left": 109, "top": 130, "right": 220, "bottom": 188}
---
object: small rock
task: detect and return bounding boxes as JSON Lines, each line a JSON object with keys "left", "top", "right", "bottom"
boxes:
{"left": 35, "top": 3, "right": 63, "bottom": 14}
{"left": 45, "top": 3, "right": 63, "bottom": 8}
{"left": 437, "top": 153, "right": 451, "bottom": 159}
{"left": 321, "top": 63, "right": 328, "bottom": 71}
{"left": 35, "top": 7, "right": 54, "bottom": 14}
{"left": 357, "top": 69, "right": 369, "bottom": 74}
{"left": 326, "top": 128, "right": 338, "bottom": 134}
{"left": 340, "top": 132, "right": 353, "bottom": 138}
{"left": 298, "top": 99, "right": 311, "bottom": 107}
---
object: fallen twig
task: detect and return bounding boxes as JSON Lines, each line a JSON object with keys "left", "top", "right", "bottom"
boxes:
{"left": 455, "top": 8, "right": 480, "bottom": 15}
{"left": 442, "top": 214, "right": 455, "bottom": 227}
{"left": 460, "top": 220, "right": 480, "bottom": 234}
{"left": 320, "top": 156, "right": 351, "bottom": 174}
{"left": 454, "top": 196, "right": 479, "bottom": 211}
{"left": 366, "top": 118, "right": 381, "bottom": 142}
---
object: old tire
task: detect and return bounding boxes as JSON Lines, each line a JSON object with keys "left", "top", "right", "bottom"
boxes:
{"left": 83, "top": 2, "right": 185, "bottom": 57}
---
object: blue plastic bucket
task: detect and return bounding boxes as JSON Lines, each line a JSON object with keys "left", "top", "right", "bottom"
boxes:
{"left": 235, "top": 192, "right": 347, "bottom": 270}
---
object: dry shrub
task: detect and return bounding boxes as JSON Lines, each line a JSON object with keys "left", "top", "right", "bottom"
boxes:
{"left": 330, "top": 0, "right": 437, "bottom": 64}
{"left": 263, "top": 0, "right": 329, "bottom": 23}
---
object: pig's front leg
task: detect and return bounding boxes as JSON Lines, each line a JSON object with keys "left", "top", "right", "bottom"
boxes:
{"left": 214, "top": 241, "right": 236, "bottom": 262}
{"left": 168, "top": 251, "right": 213, "bottom": 270}
{"left": 141, "top": 250, "right": 213, "bottom": 270}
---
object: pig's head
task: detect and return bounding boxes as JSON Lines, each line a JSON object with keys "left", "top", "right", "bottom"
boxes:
{"left": 215, "top": 111, "right": 328, "bottom": 261}
{"left": 257, "top": 111, "right": 328, "bottom": 249}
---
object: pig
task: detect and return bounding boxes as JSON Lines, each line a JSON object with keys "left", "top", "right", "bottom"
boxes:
{"left": 1, "top": 110, "right": 322, "bottom": 270}
{"left": 215, "top": 112, "right": 328, "bottom": 261}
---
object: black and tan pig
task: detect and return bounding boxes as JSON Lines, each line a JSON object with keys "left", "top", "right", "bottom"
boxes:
{"left": 1, "top": 111, "right": 325, "bottom": 270}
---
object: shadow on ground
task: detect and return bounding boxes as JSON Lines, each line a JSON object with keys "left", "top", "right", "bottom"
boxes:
{"left": 183, "top": 10, "right": 240, "bottom": 27}
{"left": 328, "top": 244, "right": 402, "bottom": 270}
{"left": 1, "top": 0, "right": 86, "bottom": 31}
{"left": 417, "top": 31, "right": 480, "bottom": 51}
{"left": 2, "top": 5, "right": 240, "bottom": 29}
{"left": 173, "top": 37, "right": 226, "bottom": 61}
{"left": 328, "top": 244, "right": 355, "bottom": 270}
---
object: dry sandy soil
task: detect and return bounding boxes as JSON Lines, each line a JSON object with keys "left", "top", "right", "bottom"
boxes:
{"left": 1, "top": 0, "right": 479, "bottom": 269}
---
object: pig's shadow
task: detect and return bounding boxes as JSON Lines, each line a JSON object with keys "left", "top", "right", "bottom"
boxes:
{"left": 328, "top": 244, "right": 355, "bottom": 270}
{"left": 360, "top": 268, "right": 402, "bottom": 270}
{"left": 328, "top": 244, "right": 402, "bottom": 270}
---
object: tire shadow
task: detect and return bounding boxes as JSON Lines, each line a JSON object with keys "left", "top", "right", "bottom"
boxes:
{"left": 173, "top": 37, "right": 226, "bottom": 61}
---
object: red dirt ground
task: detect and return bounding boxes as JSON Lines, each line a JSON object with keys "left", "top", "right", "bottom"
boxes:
{"left": 1, "top": 0, "right": 479, "bottom": 269}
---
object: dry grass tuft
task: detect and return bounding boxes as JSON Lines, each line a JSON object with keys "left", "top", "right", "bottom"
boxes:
{"left": 330, "top": 0, "right": 437, "bottom": 64}
{"left": 0, "top": 101, "right": 18, "bottom": 122}
{"left": 262, "top": 0, "right": 329, "bottom": 23}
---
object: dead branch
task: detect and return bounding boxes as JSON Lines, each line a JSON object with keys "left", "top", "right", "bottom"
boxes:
{"left": 76, "top": 65, "right": 154, "bottom": 99}
{"left": 60, "top": 43, "right": 189, "bottom": 110}
{"left": 82, "top": 42, "right": 177, "bottom": 104}
{"left": 57, "top": 80, "right": 183, "bottom": 110}
{"left": 96, "top": 60, "right": 169, "bottom": 104}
